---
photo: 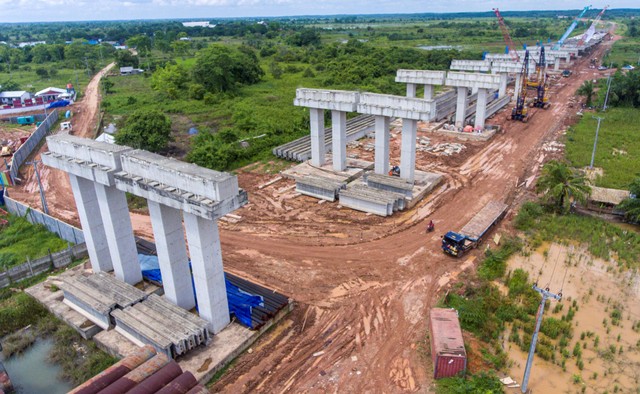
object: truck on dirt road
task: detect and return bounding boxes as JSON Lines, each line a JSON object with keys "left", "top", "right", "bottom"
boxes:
{"left": 441, "top": 201, "right": 508, "bottom": 257}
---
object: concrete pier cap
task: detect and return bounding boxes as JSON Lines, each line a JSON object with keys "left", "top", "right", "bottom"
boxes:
{"left": 450, "top": 60, "right": 492, "bottom": 73}
{"left": 42, "top": 134, "right": 131, "bottom": 186}
{"left": 395, "top": 70, "right": 446, "bottom": 86}
{"left": 293, "top": 88, "right": 359, "bottom": 112}
{"left": 357, "top": 93, "right": 435, "bottom": 121}
{"left": 445, "top": 71, "right": 501, "bottom": 90}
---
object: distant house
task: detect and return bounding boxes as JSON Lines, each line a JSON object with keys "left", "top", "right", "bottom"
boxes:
{"left": 182, "top": 21, "right": 214, "bottom": 28}
{"left": 17, "top": 41, "right": 46, "bottom": 48}
{"left": 179, "top": 37, "right": 191, "bottom": 41}
{"left": 114, "top": 45, "right": 128, "bottom": 50}
{"left": 0, "top": 91, "right": 31, "bottom": 105}
{"left": 35, "top": 87, "right": 67, "bottom": 102}
{"left": 585, "top": 186, "right": 631, "bottom": 215}
{"left": 120, "top": 67, "right": 144, "bottom": 76}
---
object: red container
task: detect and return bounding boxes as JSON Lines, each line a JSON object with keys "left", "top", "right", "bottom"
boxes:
{"left": 429, "top": 308, "right": 467, "bottom": 379}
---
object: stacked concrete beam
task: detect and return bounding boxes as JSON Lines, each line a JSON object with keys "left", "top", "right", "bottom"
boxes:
{"left": 42, "top": 135, "right": 142, "bottom": 285}
{"left": 395, "top": 69, "right": 446, "bottom": 100}
{"left": 445, "top": 72, "right": 501, "bottom": 129}
{"left": 339, "top": 184, "right": 406, "bottom": 216}
{"left": 114, "top": 150, "right": 247, "bottom": 334}
{"left": 366, "top": 173, "right": 414, "bottom": 198}
{"left": 294, "top": 89, "right": 359, "bottom": 171}
{"left": 358, "top": 93, "right": 434, "bottom": 182}
{"left": 295, "top": 176, "right": 345, "bottom": 201}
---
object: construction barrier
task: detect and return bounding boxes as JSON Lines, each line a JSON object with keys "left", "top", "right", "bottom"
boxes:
{"left": 9, "top": 110, "right": 59, "bottom": 183}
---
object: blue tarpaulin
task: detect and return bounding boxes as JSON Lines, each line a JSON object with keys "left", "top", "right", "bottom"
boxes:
{"left": 47, "top": 100, "right": 71, "bottom": 109}
{"left": 137, "top": 254, "right": 263, "bottom": 328}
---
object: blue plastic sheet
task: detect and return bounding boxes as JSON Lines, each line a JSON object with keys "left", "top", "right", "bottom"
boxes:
{"left": 46, "top": 100, "right": 71, "bottom": 109}
{"left": 137, "top": 254, "right": 263, "bottom": 328}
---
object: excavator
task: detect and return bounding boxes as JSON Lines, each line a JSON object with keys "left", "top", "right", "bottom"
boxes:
{"left": 530, "top": 47, "right": 551, "bottom": 109}
{"left": 510, "top": 50, "right": 529, "bottom": 122}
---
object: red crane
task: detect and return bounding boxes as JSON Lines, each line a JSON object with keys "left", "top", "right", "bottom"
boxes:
{"left": 493, "top": 8, "right": 520, "bottom": 62}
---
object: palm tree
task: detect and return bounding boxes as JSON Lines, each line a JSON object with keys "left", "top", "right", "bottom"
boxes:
{"left": 536, "top": 160, "right": 591, "bottom": 213}
{"left": 618, "top": 178, "right": 640, "bottom": 222}
{"left": 576, "top": 80, "right": 595, "bottom": 107}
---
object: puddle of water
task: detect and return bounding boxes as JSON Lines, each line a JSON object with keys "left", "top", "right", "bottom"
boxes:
{"left": 1, "top": 338, "right": 73, "bottom": 394}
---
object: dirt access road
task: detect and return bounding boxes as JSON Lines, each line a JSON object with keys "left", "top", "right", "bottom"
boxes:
{"left": 10, "top": 38, "right": 617, "bottom": 392}
{"left": 10, "top": 62, "right": 115, "bottom": 222}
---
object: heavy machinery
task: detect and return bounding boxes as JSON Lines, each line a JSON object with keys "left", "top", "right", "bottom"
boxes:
{"left": 511, "top": 50, "right": 530, "bottom": 122}
{"left": 527, "top": 46, "right": 546, "bottom": 88}
{"left": 493, "top": 8, "right": 520, "bottom": 61}
{"left": 578, "top": 6, "right": 609, "bottom": 46}
{"left": 553, "top": 5, "right": 591, "bottom": 50}
{"left": 530, "top": 47, "right": 551, "bottom": 109}
{"left": 441, "top": 201, "right": 508, "bottom": 257}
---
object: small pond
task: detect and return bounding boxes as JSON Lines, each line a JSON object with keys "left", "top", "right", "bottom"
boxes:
{"left": 1, "top": 338, "right": 73, "bottom": 394}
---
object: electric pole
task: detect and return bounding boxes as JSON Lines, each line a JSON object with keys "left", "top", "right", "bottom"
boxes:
{"left": 603, "top": 74, "right": 612, "bottom": 112}
{"left": 590, "top": 116, "right": 604, "bottom": 169}
{"left": 27, "top": 160, "right": 48, "bottom": 215}
{"left": 521, "top": 284, "right": 562, "bottom": 393}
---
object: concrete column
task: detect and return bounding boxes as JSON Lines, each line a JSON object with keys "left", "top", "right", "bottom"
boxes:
{"left": 309, "top": 108, "right": 325, "bottom": 167}
{"left": 400, "top": 119, "right": 417, "bottom": 183}
{"left": 474, "top": 88, "right": 489, "bottom": 129}
{"left": 406, "top": 83, "right": 417, "bottom": 98}
{"left": 68, "top": 174, "right": 113, "bottom": 274}
{"left": 514, "top": 74, "right": 523, "bottom": 101}
{"left": 472, "top": 86, "right": 478, "bottom": 95}
{"left": 331, "top": 110, "right": 347, "bottom": 172}
{"left": 184, "top": 213, "right": 229, "bottom": 334}
{"left": 148, "top": 201, "right": 195, "bottom": 310}
{"left": 374, "top": 115, "right": 390, "bottom": 175}
{"left": 94, "top": 183, "right": 142, "bottom": 285}
{"left": 455, "top": 87, "right": 468, "bottom": 128}
{"left": 498, "top": 73, "right": 508, "bottom": 97}
{"left": 424, "top": 84, "right": 434, "bottom": 101}
{"left": 554, "top": 57, "right": 561, "bottom": 71}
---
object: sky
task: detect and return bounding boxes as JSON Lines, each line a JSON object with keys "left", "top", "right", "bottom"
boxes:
{"left": 0, "top": 0, "right": 630, "bottom": 23}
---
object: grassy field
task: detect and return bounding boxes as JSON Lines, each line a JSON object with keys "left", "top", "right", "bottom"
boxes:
{"left": 602, "top": 36, "right": 640, "bottom": 68}
{"left": 0, "top": 211, "right": 69, "bottom": 270}
{"left": 564, "top": 108, "right": 640, "bottom": 189}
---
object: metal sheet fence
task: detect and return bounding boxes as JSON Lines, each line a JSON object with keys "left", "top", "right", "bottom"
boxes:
{"left": 0, "top": 243, "right": 88, "bottom": 288}
{"left": 10, "top": 110, "right": 59, "bottom": 182}
{"left": 3, "top": 190, "right": 85, "bottom": 244}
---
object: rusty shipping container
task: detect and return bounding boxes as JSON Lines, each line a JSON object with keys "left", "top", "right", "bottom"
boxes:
{"left": 429, "top": 308, "right": 467, "bottom": 379}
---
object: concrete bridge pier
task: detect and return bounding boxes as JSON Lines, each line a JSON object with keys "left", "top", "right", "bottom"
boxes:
{"left": 374, "top": 115, "right": 390, "bottom": 175}
{"left": 455, "top": 86, "right": 469, "bottom": 128}
{"left": 446, "top": 71, "right": 502, "bottom": 130}
{"left": 400, "top": 119, "right": 417, "bottom": 182}
{"left": 309, "top": 108, "right": 325, "bottom": 167}
{"left": 331, "top": 110, "right": 347, "bottom": 172}
{"left": 148, "top": 201, "right": 196, "bottom": 310}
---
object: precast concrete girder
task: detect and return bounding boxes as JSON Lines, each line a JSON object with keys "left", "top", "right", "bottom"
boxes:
{"left": 293, "top": 88, "right": 359, "bottom": 112}
{"left": 446, "top": 71, "right": 502, "bottom": 90}
{"left": 450, "top": 60, "right": 492, "bottom": 73}
{"left": 357, "top": 93, "right": 435, "bottom": 121}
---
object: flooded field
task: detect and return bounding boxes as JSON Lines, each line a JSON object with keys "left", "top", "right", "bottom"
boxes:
{"left": 504, "top": 242, "right": 640, "bottom": 393}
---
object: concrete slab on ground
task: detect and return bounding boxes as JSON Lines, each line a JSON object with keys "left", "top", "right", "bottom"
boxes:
{"left": 281, "top": 156, "right": 374, "bottom": 184}
{"left": 433, "top": 125, "right": 498, "bottom": 142}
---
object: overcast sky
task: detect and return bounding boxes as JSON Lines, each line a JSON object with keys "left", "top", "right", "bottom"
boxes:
{"left": 0, "top": 0, "right": 628, "bottom": 24}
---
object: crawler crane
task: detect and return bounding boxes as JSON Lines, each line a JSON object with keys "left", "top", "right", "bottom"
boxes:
{"left": 511, "top": 50, "right": 530, "bottom": 122}
{"left": 530, "top": 47, "right": 551, "bottom": 109}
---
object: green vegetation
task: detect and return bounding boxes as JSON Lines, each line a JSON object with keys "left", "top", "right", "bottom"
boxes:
{"left": 576, "top": 80, "right": 595, "bottom": 107}
{"left": 436, "top": 372, "right": 504, "bottom": 394}
{"left": 516, "top": 202, "right": 640, "bottom": 267}
{"left": 565, "top": 108, "right": 640, "bottom": 188}
{"left": 535, "top": 160, "right": 590, "bottom": 213}
{"left": 0, "top": 291, "right": 49, "bottom": 337}
{"left": 0, "top": 211, "right": 69, "bottom": 270}
{"left": 617, "top": 178, "right": 640, "bottom": 222}
{"left": 115, "top": 109, "right": 172, "bottom": 152}
{"left": 478, "top": 237, "right": 522, "bottom": 280}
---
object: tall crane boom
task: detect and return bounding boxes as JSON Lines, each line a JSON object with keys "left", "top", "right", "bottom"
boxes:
{"left": 578, "top": 5, "right": 609, "bottom": 46}
{"left": 493, "top": 8, "right": 520, "bottom": 62}
{"left": 553, "top": 5, "right": 591, "bottom": 50}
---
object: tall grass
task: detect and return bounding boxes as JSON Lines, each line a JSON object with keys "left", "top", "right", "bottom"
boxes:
{"left": 565, "top": 108, "right": 640, "bottom": 189}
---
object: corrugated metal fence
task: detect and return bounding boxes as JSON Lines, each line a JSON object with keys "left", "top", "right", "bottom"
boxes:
{"left": 10, "top": 109, "right": 59, "bottom": 182}
{"left": 0, "top": 243, "right": 88, "bottom": 288}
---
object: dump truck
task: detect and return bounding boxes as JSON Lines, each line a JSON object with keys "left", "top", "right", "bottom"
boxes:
{"left": 441, "top": 201, "right": 508, "bottom": 257}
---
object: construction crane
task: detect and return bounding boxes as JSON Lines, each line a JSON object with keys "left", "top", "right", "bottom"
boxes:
{"left": 493, "top": 8, "right": 520, "bottom": 62}
{"left": 529, "top": 47, "right": 550, "bottom": 109}
{"left": 578, "top": 5, "right": 609, "bottom": 46}
{"left": 511, "top": 50, "right": 530, "bottom": 122}
{"left": 553, "top": 5, "right": 591, "bottom": 50}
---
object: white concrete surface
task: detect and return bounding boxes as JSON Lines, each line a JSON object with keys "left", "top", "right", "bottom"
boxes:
{"left": 395, "top": 70, "right": 446, "bottom": 86}
{"left": 406, "top": 83, "right": 417, "bottom": 98}
{"left": 148, "top": 201, "right": 196, "bottom": 310}
{"left": 94, "top": 183, "right": 142, "bottom": 285}
{"left": 184, "top": 213, "right": 230, "bottom": 334}
{"left": 68, "top": 174, "right": 113, "bottom": 274}
{"left": 357, "top": 93, "right": 434, "bottom": 121}
{"left": 293, "top": 88, "right": 359, "bottom": 112}
{"left": 331, "top": 110, "right": 347, "bottom": 172}
{"left": 445, "top": 71, "right": 502, "bottom": 90}
{"left": 400, "top": 119, "right": 417, "bottom": 182}
{"left": 374, "top": 115, "right": 390, "bottom": 175}
{"left": 455, "top": 86, "right": 468, "bottom": 128}
{"left": 450, "top": 60, "right": 492, "bottom": 73}
{"left": 309, "top": 108, "right": 325, "bottom": 167}
{"left": 474, "top": 88, "right": 489, "bottom": 129}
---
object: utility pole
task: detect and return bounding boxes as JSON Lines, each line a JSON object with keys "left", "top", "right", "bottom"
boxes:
{"left": 590, "top": 116, "right": 604, "bottom": 169}
{"left": 521, "top": 284, "right": 562, "bottom": 393}
{"left": 603, "top": 74, "right": 612, "bottom": 111}
{"left": 27, "top": 160, "right": 48, "bottom": 215}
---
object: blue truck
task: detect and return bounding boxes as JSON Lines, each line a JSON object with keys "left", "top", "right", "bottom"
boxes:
{"left": 442, "top": 201, "right": 508, "bottom": 257}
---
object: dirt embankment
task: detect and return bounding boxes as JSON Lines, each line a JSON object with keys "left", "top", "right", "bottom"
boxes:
{"left": 8, "top": 36, "right": 620, "bottom": 392}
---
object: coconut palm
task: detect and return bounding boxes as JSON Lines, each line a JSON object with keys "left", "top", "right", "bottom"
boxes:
{"left": 618, "top": 178, "right": 640, "bottom": 222}
{"left": 576, "top": 80, "right": 595, "bottom": 107}
{"left": 536, "top": 160, "right": 590, "bottom": 213}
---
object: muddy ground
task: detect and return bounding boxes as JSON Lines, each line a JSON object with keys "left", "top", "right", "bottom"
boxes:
{"left": 4, "top": 36, "right": 622, "bottom": 392}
